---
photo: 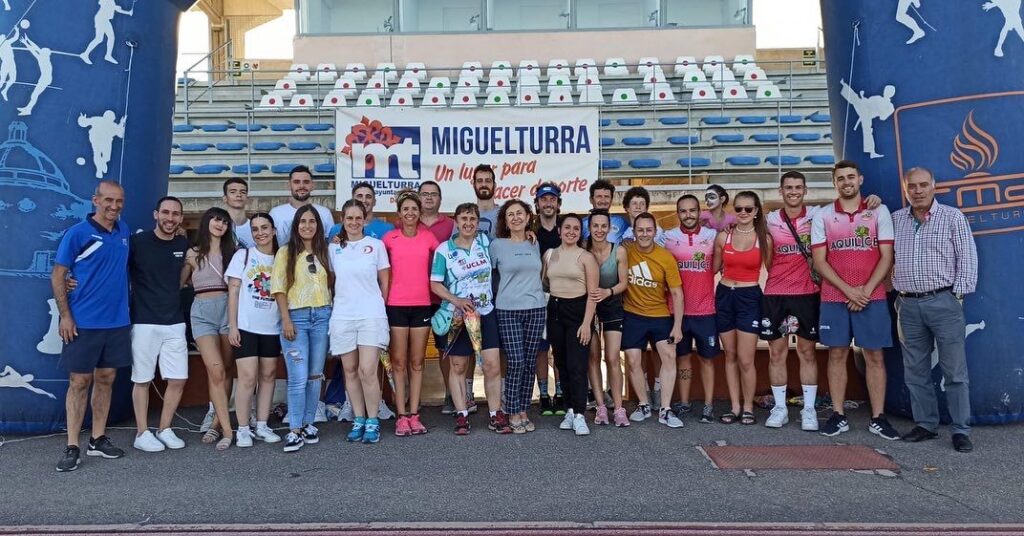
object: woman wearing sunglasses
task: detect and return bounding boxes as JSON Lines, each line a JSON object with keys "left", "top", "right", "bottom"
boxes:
{"left": 700, "top": 184, "right": 737, "bottom": 232}
{"left": 272, "top": 205, "right": 333, "bottom": 452}
{"left": 714, "top": 191, "right": 772, "bottom": 425}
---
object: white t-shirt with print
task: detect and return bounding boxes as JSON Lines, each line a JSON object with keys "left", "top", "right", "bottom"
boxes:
{"left": 225, "top": 247, "right": 280, "bottom": 335}
{"left": 430, "top": 235, "right": 494, "bottom": 316}
{"left": 327, "top": 236, "right": 390, "bottom": 321}
{"left": 268, "top": 203, "right": 335, "bottom": 245}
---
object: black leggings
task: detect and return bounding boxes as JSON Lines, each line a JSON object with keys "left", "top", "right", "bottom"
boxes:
{"left": 547, "top": 295, "right": 590, "bottom": 414}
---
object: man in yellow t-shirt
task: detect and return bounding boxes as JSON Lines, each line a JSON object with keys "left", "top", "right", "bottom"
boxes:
{"left": 622, "top": 213, "right": 684, "bottom": 428}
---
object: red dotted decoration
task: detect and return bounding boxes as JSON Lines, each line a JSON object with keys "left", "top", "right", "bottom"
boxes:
{"left": 269, "top": 98, "right": 276, "bottom": 104}
{"left": 730, "top": 89, "right": 737, "bottom": 96}
{"left": 413, "top": 68, "right": 420, "bottom": 73}
{"left": 343, "top": 82, "right": 350, "bottom": 88}
{"left": 559, "top": 95, "right": 565, "bottom": 101}
{"left": 463, "top": 96, "right": 470, "bottom": 102}
{"left": 698, "top": 90, "right": 706, "bottom": 97}
{"left": 751, "top": 73, "right": 758, "bottom": 79}
{"left": 406, "top": 82, "right": 413, "bottom": 88}
{"left": 375, "top": 82, "right": 382, "bottom": 88}
{"left": 399, "top": 98, "right": 406, "bottom": 104}
{"left": 525, "top": 95, "right": 532, "bottom": 101}
{"left": 659, "top": 92, "right": 666, "bottom": 98}
{"left": 586, "top": 78, "right": 593, "bottom": 85}
{"left": 299, "top": 98, "right": 306, "bottom": 105}
{"left": 330, "top": 97, "right": 337, "bottom": 104}
{"left": 498, "top": 80, "right": 505, "bottom": 86}
{"left": 470, "top": 65, "right": 477, "bottom": 71}
{"left": 432, "top": 96, "right": 439, "bottom": 103}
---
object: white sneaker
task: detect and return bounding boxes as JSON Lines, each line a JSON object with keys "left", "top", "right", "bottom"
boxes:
{"left": 338, "top": 400, "right": 354, "bottom": 422}
{"left": 766, "top": 406, "right": 790, "bottom": 428}
{"left": 236, "top": 427, "right": 255, "bottom": 448}
{"left": 659, "top": 408, "right": 684, "bottom": 428}
{"left": 559, "top": 409, "right": 576, "bottom": 430}
{"left": 133, "top": 430, "right": 166, "bottom": 452}
{"left": 629, "top": 404, "right": 652, "bottom": 422}
{"left": 156, "top": 428, "right": 185, "bottom": 449}
{"left": 199, "top": 404, "right": 215, "bottom": 433}
{"left": 255, "top": 424, "right": 282, "bottom": 443}
{"left": 314, "top": 401, "right": 329, "bottom": 423}
{"left": 378, "top": 399, "right": 396, "bottom": 420}
{"left": 800, "top": 407, "right": 819, "bottom": 431}
{"left": 572, "top": 414, "right": 590, "bottom": 436}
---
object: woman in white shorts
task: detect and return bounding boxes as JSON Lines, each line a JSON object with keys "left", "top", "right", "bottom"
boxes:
{"left": 329, "top": 199, "right": 391, "bottom": 444}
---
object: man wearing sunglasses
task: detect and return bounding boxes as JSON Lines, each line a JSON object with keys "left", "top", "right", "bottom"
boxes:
{"left": 269, "top": 165, "right": 335, "bottom": 245}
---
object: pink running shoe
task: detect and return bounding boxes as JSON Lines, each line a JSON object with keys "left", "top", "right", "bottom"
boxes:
{"left": 394, "top": 415, "right": 413, "bottom": 436}
{"left": 594, "top": 405, "right": 610, "bottom": 425}
{"left": 613, "top": 407, "right": 630, "bottom": 427}
{"left": 408, "top": 414, "right": 427, "bottom": 435}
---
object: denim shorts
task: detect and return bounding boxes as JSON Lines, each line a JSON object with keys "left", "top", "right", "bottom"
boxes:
{"left": 190, "top": 294, "right": 229, "bottom": 338}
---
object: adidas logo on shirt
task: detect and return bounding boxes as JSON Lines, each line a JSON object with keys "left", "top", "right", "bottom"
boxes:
{"left": 628, "top": 261, "right": 658, "bottom": 288}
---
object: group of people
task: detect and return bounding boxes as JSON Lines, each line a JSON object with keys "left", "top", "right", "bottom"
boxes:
{"left": 51, "top": 160, "right": 978, "bottom": 472}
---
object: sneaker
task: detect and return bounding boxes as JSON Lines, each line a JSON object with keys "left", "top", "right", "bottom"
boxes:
{"left": 325, "top": 403, "right": 342, "bottom": 421}
{"left": 56, "top": 446, "right": 80, "bottom": 472}
{"left": 489, "top": 411, "right": 512, "bottom": 434}
{"left": 454, "top": 414, "right": 471, "bottom": 435}
{"left": 255, "top": 424, "right": 282, "bottom": 443}
{"left": 539, "top": 395, "right": 554, "bottom": 416}
{"left": 236, "top": 427, "right": 255, "bottom": 448}
{"left": 699, "top": 404, "right": 715, "bottom": 424}
{"left": 766, "top": 407, "right": 789, "bottom": 428}
{"left": 613, "top": 407, "right": 630, "bottom": 427}
{"left": 314, "top": 401, "right": 328, "bottom": 423}
{"left": 338, "top": 400, "right": 354, "bottom": 422}
{"left": 552, "top": 395, "right": 566, "bottom": 416}
{"left": 572, "top": 413, "right": 591, "bottom": 436}
{"left": 559, "top": 408, "right": 576, "bottom": 430}
{"left": 156, "top": 428, "right": 185, "bottom": 449}
{"left": 199, "top": 405, "right": 216, "bottom": 433}
{"left": 800, "top": 407, "right": 819, "bottom": 431}
{"left": 301, "top": 424, "right": 320, "bottom": 445}
{"left": 408, "top": 414, "right": 427, "bottom": 435}
{"left": 378, "top": 399, "right": 396, "bottom": 420}
{"left": 395, "top": 415, "right": 413, "bottom": 437}
{"left": 671, "top": 402, "right": 692, "bottom": 416}
{"left": 133, "top": 430, "right": 166, "bottom": 452}
{"left": 87, "top": 435, "right": 124, "bottom": 459}
{"left": 586, "top": 392, "right": 597, "bottom": 411}
{"left": 362, "top": 418, "right": 381, "bottom": 443}
{"left": 629, "top": 404, "right": 652, "bottom": 422}
{"left": 441, "top": 395, "right": 456, "bottom": 415}
{"left": 594, "top": 405, "right": 609, "bottom": 425}
{"left": 869, "top": 415, "right": 901, "bottom": 441}
{"left": 347, "top": 417, "right": 366, "bottom": 442}
{"left": 466, "top": 398, "right": 479, "bottom": 415}
{"left": 659, "top": 408, "right": 684, "bottom": 428}
{"left": 820, "top": 413, "right": 849, "bottom": 437}
{"left": 283, "top": 432, "right": 303, "bottom": 452}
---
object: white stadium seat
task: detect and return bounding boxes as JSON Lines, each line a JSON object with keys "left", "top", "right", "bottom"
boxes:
{"left": 258, "top": 94, "right": 283, "bottom": 108}
{"left": 344, "top": 63, "right": 367, "bottom": 81}
{"left": 286, "top": 63, "right": 310, "bottom": 81}
{"left": 388, "top": 89, "right": 416, "bottom": 107}
{"left": 604, "top": 57, "right": 629, "bottom": 77}
{"left": 421, "top": 87, "right": 448, "bottom": 107}
{"left": 648, "top": 83, "right": 675, "bottom": 103}
{"left": 398, "top": 75, "right": 422, "bottom": 93}
{"left": 456, "top": 76, "right": 481, "bottom": 94}
{"left": 610, "top": 88, "right": 639, "bottom": 105}
{"left": 546, "top": 74, "right": 571, "bottom": 92}
{"left": 674, "top": 56, "right": 698, "bottom": 75}
{"left": 576, "top": 72, "right": 601, "bottom": 94}
{"left": 490, "top": 60, "right": 513, "bottom": 79}
{"left": 690, "top": 83, "right": 717, "bottom": 101}
{"left": 516, "top": 85, "right": 540, "bottom": 106}
{"left": 702, "top": 55, "right": 725, "bottom": 75}
{"left": 288, "top": 94, "right": 314, "bottom": 108}
{"left": 314, "top": 63, "right": 338, "bottom": 83}
{"left": 518, "top": 73, "right": 541, "bottom": 92}
{"left": 517, "top": 60, "right": 540, "bottom": 78}
{"left": 710, "top": 68, "right": 738, "bottom": 90}
{"left": 743, "top": 68, "right": 769, "bottom": 87}
{"left": 681, "top": 69, "right": 708, "bottom": 89}
{"left": 574, "top": 58, "right": 597, "bottom": 77}
{"left": 722, "top": 85, "right": 749, "bottom": 100}
{"left": 755, "top": 83, "right": 782, "bottom": 100}
{"left": 273, "top": 79, "right": 296, "bottom": 97}
{"left": 732, "top": 54, "right": 756, "bottom": 75}
{"left": 321, "top": 90, "right": 348, "bottom": 108}
{"left": 460, "top": 61, "right": 484, "bottom": 79}
{"left": 356, "top": 90, "right": 382, "bottom": 107}
{"left": 427, "top": 76, "right": 452, "bottom": 95}
{"left": 578, "top": 84, "right": 605, "bottom": 104}
{"left": 375, "top": 62, "right": 398, "bottom": 82}
{"left": 365, "top": 74, "right": 389, "bottom": 93}
{"left": 403, "top": 62, "right": 428, "bottom": 81}
{"left": 452, "top": 87, "right": 479, "bottom": 107}
{"left": 637, "top": 56, "right": 661, "bottom": 76}
{"left": 642, "top": 66, "right": 668, "bottom": 91}
{"left": 546, "top": 86, "right": 574, "bottom": 106}
{"left": 484, "top": 89, "right": 511, "bottom": 106}
{"left": 333, "top": 76, "right": 358, "bottom": 97}
{"left": 547, "top": 59, "right": 571, "bottom": 79}
{"left": 487, "top": 75, "right": 512, "bottom": 91}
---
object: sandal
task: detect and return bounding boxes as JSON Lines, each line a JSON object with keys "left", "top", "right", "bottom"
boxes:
{"left": 719, "top": 411, "right": 738, "bottom": 424}
{"left": 215, "top": 436, "right": 232, "bottom": 451}
{"left": 202, "top": 428, "right": 221, "bottom": 444}
{"left": 740, "top": 411, "right": 757, "bottom": 425}
{"left": 524, "top": 419, "right": 536, "bottom": 433}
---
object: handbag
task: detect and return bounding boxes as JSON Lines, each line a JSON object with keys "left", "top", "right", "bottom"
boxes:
{"left": 781, "top": 211, "right": 821, "bottom": 285}
{"left": 431, "top": 303, "right": 453, "bottom": 337}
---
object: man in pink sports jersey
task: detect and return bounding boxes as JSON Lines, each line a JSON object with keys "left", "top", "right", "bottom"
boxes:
{"left": 811, "top": 160, "right": 901, "bottom": 440}
{"left": 663, "top": 194, "right": 720, "bottom": 424}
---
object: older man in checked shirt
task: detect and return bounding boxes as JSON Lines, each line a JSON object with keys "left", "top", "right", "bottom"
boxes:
{"left": 892, "top": 167, "right": 978, "bottom": 453}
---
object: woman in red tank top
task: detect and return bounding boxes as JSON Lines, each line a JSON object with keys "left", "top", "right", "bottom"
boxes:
{"left": 713, "top": 191, "right": 773, "bottom": 425}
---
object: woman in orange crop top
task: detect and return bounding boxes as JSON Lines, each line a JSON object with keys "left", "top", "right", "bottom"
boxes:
{"left": 713, "top": 191, "right": 773, "bottom": 426}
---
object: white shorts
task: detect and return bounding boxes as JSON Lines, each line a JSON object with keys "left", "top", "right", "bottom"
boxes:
{"left": 131, "top": 323, "right": 189, "bottom": 383}
{"left": 330, "top": 317, "right": 390, "bottom": 356}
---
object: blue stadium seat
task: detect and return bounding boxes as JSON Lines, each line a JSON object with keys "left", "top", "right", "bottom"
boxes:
{"left": 751, "top": 134, "right": 781, "bottom": 143}
{"left": 824, "top": 133, "right": 832, "bottom": 139}
{"left": 172, "top": 124, "right": 194, "bottom": 133}
{"left": 659, "top": 116, "right": 688, "bottom": 125}
{"left": 232, "top": 164, "right": 268, "bottom": 174}
{"left": 235, "top": 123, "right": 266, "bottom": 132}
{"left": 765, "top": 155, "right": 802, "bottom": 166}
{"left": 271, "top": 163, "right": 302, "bottom": 174}
{"left": 712, "top": 134, "right": 744, "bottom": 143}
{"left": 253, "top": 142, "right": 286, "bottom": 151}
{"left": 617, "top": 118, "right": 645, "bottom": 127}
{"left": 805, "top": 154, "right": 836, "bottom": 165}
{"left": 600, "top": 159, "right": 622, "bottom": 169}
{"left": 601, "top": 137, "right": 615, "bottom": 147}
{"left": 171, "top": 143, "right": 179, "bottom": 149}
{"left": 701, "top": 116, "right": 730, "bottom": 125}
{"left": 772, "top": 114, "right": 802, "bottom": 124}
{"left": 621, "top": 136, "right": 653, "bottom": 146}
{"left": 807, "top": 112, "right": 831, "bottom": 123}
{"left": 314, "top": 162, "right": 336, "bottom": 173}
{"left": 677, "top": 157, "right": 711, "bottom": 167}
{"left": 176, "top": 77, "right": 196, "bottom": 86}
{"left": 628, "top": 158, "right": 661, "bottom": 169}
{"left": 215, "top": 142, "right": 247, "bottom": 151}
{"left": 736, "top": 115, "right": 767, "bottom": 124}
{"left": 192, "top": 164, "right": 230, "bottom": 175}
{"left": 787, "top": 133, "right": 822, "bottom": 142}
{"left": 288, "top": 142, "right": 322, "bottom": 151}
{"left": 726, "top": 156, "right": 760, "bottom": 166}
{"left": 200, "top": 124, "right": 229, "bottom": 133}
{"left": 270, "top": 123, "right": 300, "bottom": 132}
{"left": 168, "top": 164, "right": 191, "bottom": 174}
{"left": 178, "top": 143, "right": 212, "bottom": 152}
{"left": 667, "top": 135, "right": 699, "bottom": 145}
{"left": 328, "top": 142, "right": 337, "bottom": 151}
{"left": 304, "top": 123, "right": 333, "bottom": 132}
{"left": 600, "top": 119, "right": 611, "bottom": 127}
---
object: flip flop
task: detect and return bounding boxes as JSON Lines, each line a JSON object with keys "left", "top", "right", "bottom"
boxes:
{"left": 719, "top": 411, "right": 738, "bottom": 424}
{"left": 202, "top": 428, "right": 221, "bottom": 444}
{"left": 215, "top": 436, "right": 232, "bottom": 451}
{"left": 740, "top": 411, "right": 757, "bottom": 425}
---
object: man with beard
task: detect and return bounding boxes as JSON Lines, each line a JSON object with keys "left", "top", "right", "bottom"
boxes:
{"left": 582, "top": 179, "right": 629, "bottom": 243}
{"left": 269, "top": 165, "right": 335, "bottom": 244}
{"left": 473, "top": 164, "right": 499, "bottom": 239}
{"left": 533, "top": 182, "right": 562, "bottom": 415}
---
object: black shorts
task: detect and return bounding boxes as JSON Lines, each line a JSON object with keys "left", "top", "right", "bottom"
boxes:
{"left": 622, "top": 312, "right": 672, "bottom": 350}
{"left": 387, "top": 305, "right": 432, "bottom": 328}
{"left": 677, "top": 315, "right": 721, "bottom": 359}
{"left": 60, "top": 326, "right": 132, "bottom": 374}
{"left": 759, "top": 293, "right": 820, "bottom": 341}
{"left": 447, "top": 310, "right": 500, "bottom": 356}
{"left": 233, "top": 330, "right": 282, "bottom": 359}
{"left": 596, "top": 294, "right": 624, "bottom": 332}
{"left": 715, "top": 284, "right": 763, "bottom": 334}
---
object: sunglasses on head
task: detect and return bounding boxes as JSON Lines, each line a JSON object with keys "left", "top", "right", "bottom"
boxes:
{"left": 305, "top": 254, "right": 317, "bottom": 274}
{"left": 735, "top": 206, "right": 756, "bottom": 214}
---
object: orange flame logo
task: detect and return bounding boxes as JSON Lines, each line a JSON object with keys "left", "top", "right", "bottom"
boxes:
{"left": 949, "top": 110, "right": 999, "bottom": 176}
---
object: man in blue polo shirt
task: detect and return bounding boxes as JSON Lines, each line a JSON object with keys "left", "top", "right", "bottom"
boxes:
{"left": 51, "top": 180, "right": 131, "bottom": 472}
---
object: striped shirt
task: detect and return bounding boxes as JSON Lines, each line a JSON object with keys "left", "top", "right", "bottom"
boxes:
{"left": 892, "top": 200, "right": 978, "bottom": 295}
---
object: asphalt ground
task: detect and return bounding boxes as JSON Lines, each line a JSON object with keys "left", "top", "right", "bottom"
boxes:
{"left": 1, "top": 404, "right": 1022, "bottom": 530}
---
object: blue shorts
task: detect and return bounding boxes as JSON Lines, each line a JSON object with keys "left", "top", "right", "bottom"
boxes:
{"left": 622, "top": 312, "right": 672, "bottom": 350}
{"left": 447, "top": 310, "right": 500, "bottom": 356}
{"left": 677, "top": 315, "right": 721, "bottom": 359}
{"left": 715, "top": 284, "right": 763, "bottom": 334}
{"left": 819, "top": 300, "right": 893, "bottom": 350}
{"left": 60, "top": 326, "right": 132, "bottom": 374}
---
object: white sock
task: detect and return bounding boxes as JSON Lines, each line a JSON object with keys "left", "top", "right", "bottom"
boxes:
{"left": 238, "top": 425, "right": 251, "bottom": 433}
{"left": 458, "top": 410, "right": 468, "bottom": 417}
{"left": 208, "top": 402, "right": 215, "bottom": 413}
{"left": 256, "top": 420, "right": 268, "bottom": 429}
{"left": 771, "top": 385, "right": 787, "bottom": 409}
{"left": 802, "top": 385, "right": 817, "bottom": 410}
{"left": 489, "top": 410, "right": 497, "bottom": 417}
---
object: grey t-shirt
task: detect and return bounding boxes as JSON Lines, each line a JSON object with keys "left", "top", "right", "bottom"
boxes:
{"left": 489, "top": 238, "right": 546, "bottom": 310}
{"left": 478, "top": 206, "right": 500, "bottom": 239}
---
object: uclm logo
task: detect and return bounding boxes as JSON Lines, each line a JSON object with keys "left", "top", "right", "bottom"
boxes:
{"left": 894, "top": 92, "right": 1024, "bottom": 236}
{"left": 341, "top": 117, "right": 421, "bottom": 179}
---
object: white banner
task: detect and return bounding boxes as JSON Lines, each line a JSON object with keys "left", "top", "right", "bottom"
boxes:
{"left": 334, "top": 107, "right": 599, "bottom": 212}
